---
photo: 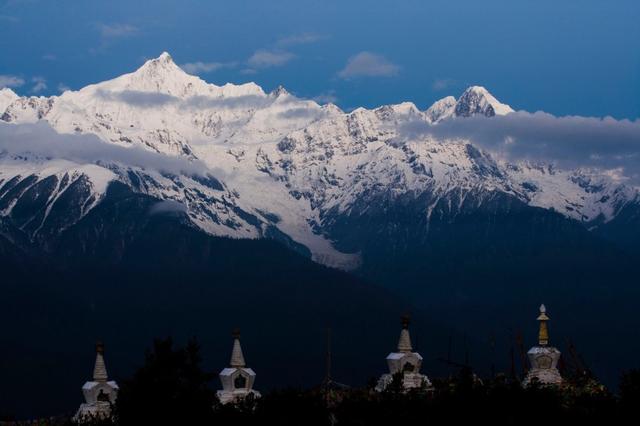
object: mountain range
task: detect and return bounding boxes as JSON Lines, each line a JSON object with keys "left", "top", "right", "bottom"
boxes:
{"left": 1, "top": 52, "right": 639, "bottom": 417}
{"left": 1, "top": 52, "right": 638, "bottom": 269}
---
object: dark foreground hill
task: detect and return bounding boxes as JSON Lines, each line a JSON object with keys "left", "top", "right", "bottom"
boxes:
{"left": 1, "top": 182, "right": 640, "bottom": 418}
{"left": 0, "top": 183, "right": 457, "bottom": 418}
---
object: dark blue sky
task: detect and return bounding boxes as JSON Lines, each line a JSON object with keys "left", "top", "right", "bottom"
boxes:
{"left": 1, "top": 0, "right": 638, "bottom": 118}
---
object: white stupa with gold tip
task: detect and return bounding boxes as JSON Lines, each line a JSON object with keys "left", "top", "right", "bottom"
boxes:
{"left": 75, "top": 342, "right": 119, "bottom": 422}
{"left": 217, "top": 329, "right": 261, "bottom": 404}
{"left": 523, "top": 304, "right": 563, "bottom": 386}
{"left": 375, "top": 316, "right": 432, "bottom": 392}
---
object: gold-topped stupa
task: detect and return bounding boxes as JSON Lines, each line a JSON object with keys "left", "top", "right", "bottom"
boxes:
{"left": 523, "top": 304, "right": 563, "bottom": 387}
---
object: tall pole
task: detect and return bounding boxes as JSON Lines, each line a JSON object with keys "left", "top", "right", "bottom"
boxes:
{"left": 325, "top": 327, "right": 332, "bottom": 386}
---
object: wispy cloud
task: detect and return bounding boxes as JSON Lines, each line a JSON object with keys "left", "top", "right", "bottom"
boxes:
{"left": 95, "top": 89, "right": 177, "bottom": 108}
{"left": 0, "top": 75, "right": 24, "bottom": 89}
{"left": 97, "top": 23, "right": 139, "bottom": 40}
{"left": 0, "top": 121, "right": 213, "bottom": 178}
{"left": 57, "top": 83, "right": 71, "bottom": 93}
{"left": 180, "top": 61, "right": 236, "bottom": 75}
{"left": 30, "top": 76, "right": 47, "bottom": 93}
{"left": 433, "top": 78, "right": 456, "bottom": 91}
{"left": 242, "top": 32, "right": 324, "bottom": 74}
{"left": 42, "top": 54, "right": 57, "bottom": 61}
{"left": 247, "top": 49, "right": 294, "bottom": 69}
{"left": 91, "top": 22, "right": 139, "bottom": 53}
{"left": 276, "top": 33, "right": 327, "bottom": 48}
{"left": 94, "top": 89, "right": 285, "bottom": 111}
{"left": 277, "top": 107, "right": 325, "bottom": 120}
{"left": 398, "top": 112, "right": 640, "bottom": 183}
{"left": 313, "top": 90, "right": 338, "bottom": 104}
{"left": 338, "top": 52, "right": 400, "bottom": 79}
{"left": 149, "top": 199, "right": 188, "bottom": 215}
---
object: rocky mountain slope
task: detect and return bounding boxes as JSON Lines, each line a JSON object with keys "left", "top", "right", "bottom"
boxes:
{"left": 1, "top": 52, "right": 638, "bottom": 271}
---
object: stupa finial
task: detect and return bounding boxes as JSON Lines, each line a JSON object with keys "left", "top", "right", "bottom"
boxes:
{"left": 93, "top": 341, "right": 108, "bottom": 382}
{"left": 397, "top": 315, "right": 413, "bottom": 353}
{"left": 537, "top": 304, "right": 550, "bottom": 346}
{"left": 401, "top": 314, "right": 410, "bottom": 329}
{"left": 230, "top": 329, "right": 246, "bottom": 368}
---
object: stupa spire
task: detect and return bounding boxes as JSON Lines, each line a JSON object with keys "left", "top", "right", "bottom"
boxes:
{"left": 397, "top": 315, "right": 413, "bottom": 353}
{"left": 537, "top": 304, "right": 550, "bottom": 346}
{"left": 523, "top": 304, "right": 562, "bottom": 386}
{"left": 93, "top": 341, "right": 108, "bottom": 383}
{"left": 75, "top": 341, "right": 119, "bottom": 422}
{"left": 376, "top": 314, "right": 432, "bottom": 392}
{"left": 217, "top": 328, "right": 260, "bottom": 404}
{"left": 230, "top": 328, "right": 246, "bottom": 368}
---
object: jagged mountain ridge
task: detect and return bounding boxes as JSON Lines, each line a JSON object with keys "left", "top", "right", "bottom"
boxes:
{"left": 0, "top": 52, "right": 638, "bottom": 269}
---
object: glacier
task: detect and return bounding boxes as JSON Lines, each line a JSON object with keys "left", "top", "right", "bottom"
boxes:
{"left": 1, "top": 52, "right": 637, "bottom": 270}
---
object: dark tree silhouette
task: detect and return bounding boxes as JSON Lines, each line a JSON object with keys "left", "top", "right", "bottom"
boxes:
{"left": 619, "top": 369, "right": 640, "bottom": 417}
{"left": 115, "top": 337, "right": 216, "bottom": 426}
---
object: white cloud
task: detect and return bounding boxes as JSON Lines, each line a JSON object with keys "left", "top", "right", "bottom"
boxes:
{"left": 242, "top": 32, "right": 324, "bottom": 73}
{"left": 313, "top": 90, "right": 338, "bottom": 104}
{"left": 0, "top": 75, "right": 25, "bottom": 89}
{"left": 276, "top": 33, "right": 326, "bottom": 47}
{"left": 97, "top": 23, "right": 139, "bottom": 40}
{"left": 57, "top": 83, "right": 71, "bottom": 93}
{"left": 338, "top": 52, "right": 400, "bottom": 79}
{"left": 247, "top": 49, "right": 294, "bottom": 69}
{"left": 433, "top": 78, "right": 456, "bottom": 91}
{"left": 149, "top": 200, "right": 188, "bottom": 215}
{"left": 180, "top": 61, "right": 236, "bottom": 75}
{"left": 94, "top": 89, "right": 285, "bottom": 111}
{"left": 91, "top": 23, "right": 140, "bottom": 54}
{"left": 0, "top": 121, "right": 213, "bottom": 178}
{"left": 398, "top": 112, "right": 640, "bottom": 183}
{"left": 30, "top": 77, "right": 47, "bottom": 93}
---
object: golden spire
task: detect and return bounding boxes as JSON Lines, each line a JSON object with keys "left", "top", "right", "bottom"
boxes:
{"left": 537, "top": 304, "right": 550, "bottom": 346}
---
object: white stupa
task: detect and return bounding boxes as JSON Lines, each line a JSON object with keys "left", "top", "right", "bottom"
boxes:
{"left": 523, "top": 304, "right": 563, "bottom": 386}
{"left": 375, "top": 316, "right": 433, "bottom": 392}
{"left": 217, "top": 329, "right": 261, "bottom": 405}
{"left": 75, "top": 342, "right": 119, "bottom": 422}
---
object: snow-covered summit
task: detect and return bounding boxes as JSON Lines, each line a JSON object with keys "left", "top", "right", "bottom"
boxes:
{"left": 67, "top": 52, "right": 265, "bottom": 101}
{"left": 270, "top": 85, "right": 290, "bottom": 98}
{"left": 0, "top": 53, "right": 636, "bottom": 270}
{"left": 0, "top": 88, "right": 19, "bottom": 113}
{"left": 425, "top": 96, "right": 456, "bottom": 123}
{"left": 425, "top": 86, "right": 514, "bottom": 123}
{"left": 454, "top": 86, "right": 514, "bottom": 117}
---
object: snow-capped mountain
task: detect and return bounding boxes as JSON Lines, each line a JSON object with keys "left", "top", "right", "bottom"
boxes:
{"left": 0, "top": 88, "right": 19, "bottom": 113}
{"left": 1, "top": 52, "right": 638, "bottom": 270}
{"left": 424, "top": 86, "right": 513, "bottom": 123}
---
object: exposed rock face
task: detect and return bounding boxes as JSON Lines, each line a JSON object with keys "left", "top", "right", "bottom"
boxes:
{"left": 1, "top": 53, "right": 638, "bottom": 271}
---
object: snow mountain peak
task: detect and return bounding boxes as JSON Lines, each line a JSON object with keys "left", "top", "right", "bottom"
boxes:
{"left": 1, "top": 59, "right": 637, "bottom": 272}
{"left": 454, "top": 85, "right": 514, "bottom": 118}
{"left": 116, "top": 52, "right": 205, "bottom": 97}
{"left": 0, "top": 88, "right": 20, "bottom": 113}
{"left": 425, "top": 96, "right": 457, "bottom": 123}
{"left": 271, "top": 85, "right": 290, "bottom": 98}
{"left": 138, "top": 51, "right": 181, "bottom": 75}
{"left": 158, "top": 51, "right": 173, "bottom": 61}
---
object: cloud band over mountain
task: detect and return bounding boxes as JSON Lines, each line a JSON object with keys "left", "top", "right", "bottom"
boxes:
{"left": 0, "top": 121, "right": 213, "bottom": 179}
{"left": 400, "top": 112, "right": 640, "bottom": 184}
